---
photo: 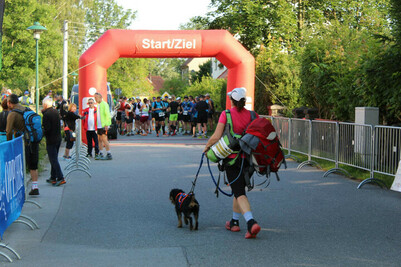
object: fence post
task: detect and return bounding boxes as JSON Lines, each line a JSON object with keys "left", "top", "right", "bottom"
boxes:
{"left": 323, "top": 122, "right": 350, "bottom": 177}
{"left": 297, "top": 119, "right": 321, "bottom": 169}
{"left": 357, "top": 125, "right": 388, "bottom": 189}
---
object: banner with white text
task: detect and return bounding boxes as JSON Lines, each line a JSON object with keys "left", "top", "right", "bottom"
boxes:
{"left": 0, "top": 136, "right": 25, "bottom": 238}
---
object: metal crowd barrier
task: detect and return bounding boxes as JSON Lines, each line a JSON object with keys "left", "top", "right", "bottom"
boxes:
{"left": 357, "top": 125, "right": 401, "bottom": 189}
{"left": 266, "top": 115, "right": 400, "bottom": 189}
{"left": 64, "top": 120, "right": 92, "bottom": 178}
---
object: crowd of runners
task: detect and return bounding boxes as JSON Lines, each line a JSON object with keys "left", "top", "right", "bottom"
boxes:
{"left": 114, "top": 94, "right": 215, "bottom": 138}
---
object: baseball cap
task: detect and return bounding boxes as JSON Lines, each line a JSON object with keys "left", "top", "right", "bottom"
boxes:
{"left": 136, "top": 96, "right": 140, "bottom": 99}
{"left": 184, "top": 95, "right": 188, "bottom": 99}
{"left": 24, "top": 91, "right": 29, "bottom": 95}
{"left": 205, "top": 93, "right": 210, "bottom": 97}
{"left": 228, "top": 87, "right": 247, "bottom": 101}
{"left": 177, "top": 97, "right": 181, "bottom": 100}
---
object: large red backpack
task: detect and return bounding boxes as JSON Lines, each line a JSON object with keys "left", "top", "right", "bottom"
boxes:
{"left": 241, "top": 117, "right": 286, "bottom": 179}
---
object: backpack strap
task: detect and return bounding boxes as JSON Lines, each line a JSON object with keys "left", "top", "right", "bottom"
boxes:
{"left": 225, "top": 109, "right": 241, "bottom": 139}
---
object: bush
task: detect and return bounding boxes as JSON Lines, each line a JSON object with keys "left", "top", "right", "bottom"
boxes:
{"left": 184, "top": 77, "right": 227, "bottom": 112}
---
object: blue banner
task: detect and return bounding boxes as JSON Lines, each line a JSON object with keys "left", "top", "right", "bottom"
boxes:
{"left": 0, "top": 136, "right": 25, "bottom": 238}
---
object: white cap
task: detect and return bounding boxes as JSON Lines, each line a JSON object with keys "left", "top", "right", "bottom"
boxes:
{"left": 227, "top": 87, "right": 246, "bottom": 101}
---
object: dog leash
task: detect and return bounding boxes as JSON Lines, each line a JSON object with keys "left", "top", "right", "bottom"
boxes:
{"left": 189, "top": 153, "right": 205, "bottom": 194}
{"left": 191, "top": 153, "right": 247, "bottom": 198}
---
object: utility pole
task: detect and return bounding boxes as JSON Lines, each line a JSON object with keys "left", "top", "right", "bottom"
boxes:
{"left": 62, "top": 20, "right": 68, "bottom": 100}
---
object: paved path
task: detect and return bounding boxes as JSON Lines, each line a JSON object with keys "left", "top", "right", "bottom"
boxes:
{"left": 2, "top": 133, "right": 401, "bottom": 266}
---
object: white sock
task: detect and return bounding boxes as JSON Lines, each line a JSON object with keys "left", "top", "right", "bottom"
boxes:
{"left": 32, "top": 182, "right": 38, "bottom": 190}
{"left": 233, "top": 212, "right": 241, "bottom": 221}
{"left": 243, "top": 211, "right": 253, "bottom": 222}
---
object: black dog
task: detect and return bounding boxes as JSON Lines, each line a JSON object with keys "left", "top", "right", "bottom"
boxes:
{"left": 169, "top": 189, "right": 199, "bottom": 230}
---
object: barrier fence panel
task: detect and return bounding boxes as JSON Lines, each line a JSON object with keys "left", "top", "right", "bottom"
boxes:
{"left": 268, "top": 115, "right": 401, "bottom": 189}
{"left": 270, "top": 117, "right": 290, "bottom": 150}
{"left": 311, "top": 120, "right": 337, "bottom": 162}
{"left": 0, "top": 136, "right": 25, "bottom": 262}
{"left": 290, "top": 119, "right": 310, "bottom": 156}
{"left": 373, "top": 126, "right": 401, "bottom": 176}
{"left": 338, "top": 123, "right": 373, "bottom": 172}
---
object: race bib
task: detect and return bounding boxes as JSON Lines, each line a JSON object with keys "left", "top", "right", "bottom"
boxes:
{"left": 158, "top": 112, "right": 165, "bottom": 117}
{"left": 183, "top": 111, "right": 188, "bottom": 115}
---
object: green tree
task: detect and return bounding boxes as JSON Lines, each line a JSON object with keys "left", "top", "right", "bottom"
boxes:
{"left": 299, "top": 21, "right": 385, "bottom": 120}
{"left": 85, "top": 0, "right": 136, "bottom": 46}
{"left": 1, "top": 0, "right": 63, "bottom": 96}
{"left": 184, "top": 76, "right": 226, "bottom": 112}
{"left": 162, "top": 77, "right": 188, "bottom": 97}
{"left": 255, "top": 40, "right": 301, "bottom": 115}
{"left": 190, "top": 60, "right": 211, "bottom": 83}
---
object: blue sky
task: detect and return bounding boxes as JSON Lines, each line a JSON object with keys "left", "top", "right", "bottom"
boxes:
{"left": 115, "top": 0, "right": 212, "bottom": 30}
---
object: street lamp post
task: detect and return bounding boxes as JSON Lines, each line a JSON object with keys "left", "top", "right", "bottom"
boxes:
{"left": 70, "top": 71, "right": 78, "bottom": 85}
{"left": 27, "top": 22, "right": 47, "bottom": 113}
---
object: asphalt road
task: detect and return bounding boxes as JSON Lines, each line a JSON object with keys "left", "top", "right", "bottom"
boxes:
{"left": 2, "top": 133, "right": 401, "bottom": 266}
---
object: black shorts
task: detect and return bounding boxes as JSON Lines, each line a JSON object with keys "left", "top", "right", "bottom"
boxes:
{"left": 26, "top": 142, "right": 39, "bottom": 170}
{"left": 178, "top": 113, "right": 183, "bottom": 121}
{"left": 183, "top": 114, "right": 191, "bottom": 122}
{"left": 197, "top": 112, "right": 208, "bottom": 124}
{"left": 155, "top": 113, "right": 165, "bottom": 122}
{"left": 135, "top": 115, "right": 141, "bottom": 121}
{"left": 208, "top": 111, "right": 214, "bottom": 119}
{"left": 116, "top": 111, "right": 122, "bottom": 121}
{"left": 225, "top": 158, "right": 249, "bottom": 198}
{"left": 126, "top": 116, "right": 134, "bottom": 124}
{"left": 191, "top": 117, "right": 197, "bottom": 127}
{"left": 65, "top": 130, "right": 74, "bottom": 149}
{"left": 97, "top": 128, "right": 107, "bottom": 135}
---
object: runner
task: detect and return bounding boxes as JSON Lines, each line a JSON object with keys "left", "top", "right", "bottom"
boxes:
{"left": 176, "top": 97, "right": 183, "bottom": 134}
{"left": 125, "top": 98, "right": 134, "bottom": 136}
{"left": 191, "top": 96, "right": 199, "bottom": 138}
{"left": 94, "top": 92, "right": 112, "bottom": 160}
{"left": 152, "top": 96, "right": 165, "bottom": 137}
{"left": 181, "top": 96, "right": 192, "bottom": 135}
{"left": 162, "top": 96, "right": 169, "bottom": 136}
{"left": 148, "top": 98, "right": 153, "bottom": 134}
{"left": 140, "top": 98, "right": 150, "bottom": 136}
{"left": 133, "top": 97, "right": 142, "bottom": 134}
{"left": 115, "top": 96, "right": 126, "bottom": 135}
{"left": 205, "top": 93, "right": 215, "bottom": 131}
{"left": 195, "top": 95, "right": 209, "bottom": 138}
{"left": 168, "top": 95, "right": 179, "bottom": 136}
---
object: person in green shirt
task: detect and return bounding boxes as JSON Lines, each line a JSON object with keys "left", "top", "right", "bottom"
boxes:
{"left": 94, "top": 92, "right": 112, "bottom": 160}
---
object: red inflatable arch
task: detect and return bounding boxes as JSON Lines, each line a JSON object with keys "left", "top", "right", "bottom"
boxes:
{"left": 79, "top": 29, "right": 255, "bottom": 112}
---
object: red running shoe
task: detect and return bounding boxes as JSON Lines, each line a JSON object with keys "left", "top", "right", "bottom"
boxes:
{"left": 225, "top": 220, "right": 240, "bottom": 232}
{"left": 245, "top": 219, "right": 261, "bottom": 239}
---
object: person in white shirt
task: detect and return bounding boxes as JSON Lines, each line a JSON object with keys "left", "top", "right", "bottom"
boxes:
{"left": 82, "top": 98, "right": 99, "bottom": 158}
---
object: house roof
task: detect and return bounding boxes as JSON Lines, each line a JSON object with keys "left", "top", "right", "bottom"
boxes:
{"left": 147, "top": 75, "right": 165, "bottom": 92}
{"left": 217, "top": 69, "right": 228, "bottom": 79}
{"left": 181, "top": 58, "right": 193, "bottom": 68}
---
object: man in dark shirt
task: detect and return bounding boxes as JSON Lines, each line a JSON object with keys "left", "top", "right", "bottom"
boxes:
{"left": 168, "top": 95, "right": 180, "bottom": 136}
{"left": 195, "top": 95, "right": 209, "bottom": 138}
{"left": 42, "top": 98, "right": 65, "bottom": 186}
{"left": 6, "top": 94, "right": 40, "bottom": 195}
